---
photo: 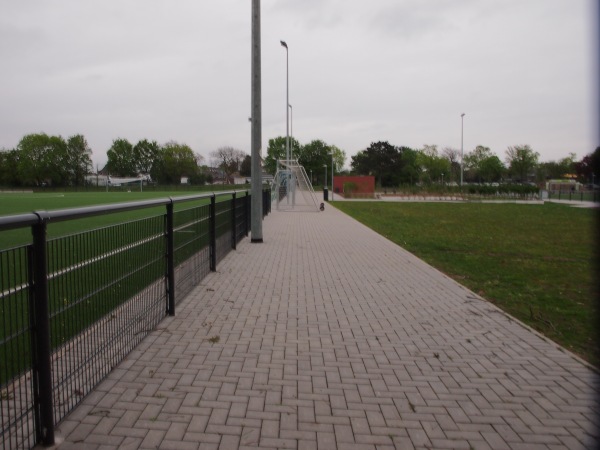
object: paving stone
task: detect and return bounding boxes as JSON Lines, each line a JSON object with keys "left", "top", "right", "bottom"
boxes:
{"left": 53, "top": 206, "right": 600, "bottom": 449}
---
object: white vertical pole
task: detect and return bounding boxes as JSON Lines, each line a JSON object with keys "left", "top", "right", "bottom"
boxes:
{"left": 331, "top": 153, "right": 334, "bottom": 202}
{"left": 460, "top": 113, "right": 465, "bottom": 187}
{"left": 281, "top": 41, "right": 290, "bottom": 205}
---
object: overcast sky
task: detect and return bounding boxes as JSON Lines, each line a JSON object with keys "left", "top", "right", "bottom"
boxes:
{"left": 0, "top": 0, "right": 596, "bottom": 170}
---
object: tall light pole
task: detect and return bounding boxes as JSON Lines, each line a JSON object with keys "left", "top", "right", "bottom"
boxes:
{"left": 323, "top": 164, "right": 327, "bottom": 199}
{"left": 460, "top": 113, "right": 465, "bottom": 187}
{"left": 289, "top": 104, "right": 293, "bottom": 160}
{"left": 329, "top": 152, "right": 334, "bottom": 202}
{"left": 250, "top": 0, "right": 263, "bottom": 242}
{"left": 280, "top": 41, "right": 289, "bottom": 164}
{"left": 280, "top": 40, "right": 289, "bottom": 205}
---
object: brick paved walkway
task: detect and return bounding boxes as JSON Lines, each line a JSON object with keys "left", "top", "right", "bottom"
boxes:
{"left": 53, "top": 205, "right": 599, "bottom": 449}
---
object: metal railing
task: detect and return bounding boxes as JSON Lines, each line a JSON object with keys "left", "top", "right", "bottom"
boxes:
{"left": 547, "top": 190, "right": 599, "bottom": 202}
{"left": 0, "top": 189, "right": 270, "bottom": 449}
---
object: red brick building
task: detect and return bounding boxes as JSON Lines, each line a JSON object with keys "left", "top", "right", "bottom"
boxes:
{"left": 333, "top": 176, "right": 375, "bottom": 198}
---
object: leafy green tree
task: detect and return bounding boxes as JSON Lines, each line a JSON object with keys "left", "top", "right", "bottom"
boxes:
{"left": 296, "top": 140, "right": 345, "bottom": 185}
{"left": 416, "top": 145, "right": 451, "bottom": 184}
{"left": 463, "top": 145, "right": 491, "bottom": 181}
{"left": 536, "top": 161, "right": 561, "bottom": 182}
{"left": 537, "top": 152, "right": 577, "bottom": 182}
{"left": 264, "top": 136, "right": 345, "bottom": 184}
{"left": 240, "top": 155, "right": 252, "bottom": 177}
{"left": 264, "top": 136, "right": 301, "bottom": 175}
{"left": 0, "top": 149, "right": 21, "bottom": 186}
{"left": 559, "top": 153, "right": 577, "bottom": 176}
{"left": 297, "top": 139, "right": 328, "bottom": 184}
{"left": 188, "top": 170, "right": 210, "bottom": 185}
{"left": 592, "top": 147, "right": 600, "bottom": 179}
{"left": 328, "top": 145, "right": 346, "bottom": 175}
{"left": 575, "top": 147, "right": 600, "bottom": 184}
{"left": 152, "top": 141, "right": 200, "bottom": 184}
{"left": 351, "top": 141, "right": 402, "bottom": 187}
{"left": 464, "top": 146, "right": 504, "bottom": 183}
{"left": 133, "top": 139, "right": 160, "bottom": 174}
{"left": 45, "top": 136, "right": 69, "bottom": 186}
{"left": 505, "top": 145, "right": 539, "bottom": 182}
{"left": 17, "top": 133, "right": 69, "bottom": 186}
{"left": 66, "top": 134, "right": 92, "bottom": 186}
{"left": 478, "top": 155, "right": 504, "bottom": 182}
{"left": 399, "top": 147, "right": 421, "bottom": 184}
{"left": 195, "top": 165, "right": 214, "bottom": 185}
{"left": 442, "top": 147, "right": 461, "bottom": 183}
{"left": 106, "top": 138, "right": 136, "bottom": 176}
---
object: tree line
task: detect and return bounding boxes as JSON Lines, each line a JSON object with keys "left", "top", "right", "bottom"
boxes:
{"left": 107, "top": 140, "right": 256, "bottom": 185}
{"left": 0, "top": 133, "right": 346, "bottom": 187}
{"left": 0, "top": 133, "right": 92, "bottom": 187}
{"left": 2, "top": 132, "right": 598, "bottom": 189}
{"left": 350, "top": 142, "right": 600, "bottom": 187}
{"left": 0, "top": 134, "right": 252, "bottom": 187}
{"left": 264, "top": 136, "right": 346, "bottom": 184}
{"left": 104, "top": 138, "right": 213, "bottom": 185}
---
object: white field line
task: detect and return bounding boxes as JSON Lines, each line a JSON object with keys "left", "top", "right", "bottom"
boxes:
{"left": 0, "top": 216, "right": 208, "bottom": 300}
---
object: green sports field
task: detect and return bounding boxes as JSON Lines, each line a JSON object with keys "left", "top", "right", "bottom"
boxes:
{"left": 0, "top": 190, "right": 239, "bottom": 249}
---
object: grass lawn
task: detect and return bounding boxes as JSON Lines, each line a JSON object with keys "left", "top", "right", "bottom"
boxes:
{"left": 333, "top": 201, "right": 599, "bottom": 367}
{"left": 0, "top": 190, "right": 242, "bottom": 248}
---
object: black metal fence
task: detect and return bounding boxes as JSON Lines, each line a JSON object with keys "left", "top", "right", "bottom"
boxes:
{"left": 0, "top": 189, "right": 270, "bottom": 449}
{"left": 547, "top": 190, "right": 599, "bottom": 202}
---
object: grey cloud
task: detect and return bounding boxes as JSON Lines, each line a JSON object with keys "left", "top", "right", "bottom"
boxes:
{"left": 0, "top": 0, "right": 594, "bottom": 167}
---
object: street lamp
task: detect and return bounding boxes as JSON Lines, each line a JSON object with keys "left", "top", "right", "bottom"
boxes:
{"left": 329, "top": 152, "right": 334, "bottom": 202}
{"left": 289, "top": 104, "right": 293, "bottom": 160}
{"left": 323, "top": 164, "right": 327, "bottom": 199}
{"left": 460, "top": 113, "right": 465, "bottom": 187}
{"left": 280, "top": 41, "right": 289, "bottom": 165}
{"left": 280, "top": 40, "right": 290, "bottom": 205}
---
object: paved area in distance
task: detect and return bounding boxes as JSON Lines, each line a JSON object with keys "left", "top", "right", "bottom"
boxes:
{"left": 54, "top": 205, "right": 599, "bottom": 449}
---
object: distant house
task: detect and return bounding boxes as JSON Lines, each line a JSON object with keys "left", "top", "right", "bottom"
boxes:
{"left": 205, "top": 167, "right": 228, "bottom": 184}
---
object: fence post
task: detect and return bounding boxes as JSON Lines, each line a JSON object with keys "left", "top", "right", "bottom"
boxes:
{"left": 231, "top": 192, "right": 237, "bottom": 250}
{"left": 166, "top": 201, "right": 175, "bottom": 316}
{"left": 264, "top": 188, "right": 269, "bottom": 216}
{"left": 31, "top": 214, "right": 55, "bottom": 446}
{"left": 268, "top": 187, "right": 272, "bottom": 214}
{"left": 209, "top": 195, "right": 216, "bottom": 271}
{"left": 245, "top": 191, "right": 250, "bottom": 237}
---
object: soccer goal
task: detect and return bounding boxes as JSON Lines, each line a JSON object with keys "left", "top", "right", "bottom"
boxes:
{"left": 271, "top": 160, "right": 321, "bottom": 212}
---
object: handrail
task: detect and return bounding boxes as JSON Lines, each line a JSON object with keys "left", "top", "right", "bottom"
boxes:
{"left": 0, "top": 190, "right": 250, "bottom": 230}
{"left": 0, "top": 212, "right": 40, "bottom": 231}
